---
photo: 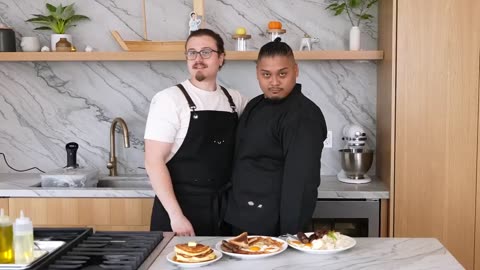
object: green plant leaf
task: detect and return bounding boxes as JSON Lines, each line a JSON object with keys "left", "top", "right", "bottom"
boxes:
{"left": 46, "top": 3, "right": 56, "bottom": 13}
{"left": 325, "top": 3, "right": 339, "bottom": 10}
{"left": 69, "top": 15, "right": 90, "bottom": 22}
{"left": 367, "top": 0, "right": 378, "bottom": 8}
{"left": 33, "top": 26, "right": 52, "bottom": 31}
{"left": 348, "top": 0, "right": 361, "bottom": 8}
{"left": 334, "top": 3, "right": 346, "bottom": 16}
{"left": 25, "top": 15, "right": 50, "bottom": 23}
{"left": 359, "top": 14, "right": 373, "bottom": 20}
{"left": 62, "top": 5, "right": 75, "bottom": 20}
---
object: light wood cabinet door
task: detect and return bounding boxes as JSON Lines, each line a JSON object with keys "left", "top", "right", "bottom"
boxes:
{"left": 0, "top": 198, "right": 8, "bottom": 215}
{"left": 394, "top": 0, "right": 480, "bottom": 269}
{"left": 8, "top": 198, "right": 154, "bottom": 232}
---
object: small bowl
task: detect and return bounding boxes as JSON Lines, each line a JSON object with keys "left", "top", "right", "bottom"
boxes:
{"left": 339, "top": 149, "right": 374, "bottom": 179}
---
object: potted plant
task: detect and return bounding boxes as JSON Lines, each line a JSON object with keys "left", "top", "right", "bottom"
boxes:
{"left": 26, "top": 3, "right": 89, "bottom": 51}
{"left": 325, "top": 0, "right": 378, "bottom": 50}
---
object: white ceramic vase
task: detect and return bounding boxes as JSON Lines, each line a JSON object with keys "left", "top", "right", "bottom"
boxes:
{"left": 349, "top": 26, "right": 360, "bottom": 51}
{"left": 51, "top": 34, "right": 72, "bottom": 51}
{"left": 20, "top": 37, "right": 41, "bottom": 52}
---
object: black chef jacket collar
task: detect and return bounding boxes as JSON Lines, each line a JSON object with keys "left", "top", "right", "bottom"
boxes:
{"left": 263, "top": 83, "right": 302, "bottom": 104}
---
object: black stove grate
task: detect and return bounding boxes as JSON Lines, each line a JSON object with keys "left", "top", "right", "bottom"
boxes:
{"left": 46, "top": 231, "right": 163, "bottom": 270}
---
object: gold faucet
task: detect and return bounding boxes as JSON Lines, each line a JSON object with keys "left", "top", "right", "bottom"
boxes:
{"left": 107, "top": 117, "right": 130, "bottom": 176}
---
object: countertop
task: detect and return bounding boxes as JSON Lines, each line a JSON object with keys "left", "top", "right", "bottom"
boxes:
{"left": 0, "top": 173, "right": 389, "bottom": 199}
{"left": 148, "top": 236, "right": 463, "bottom": 270}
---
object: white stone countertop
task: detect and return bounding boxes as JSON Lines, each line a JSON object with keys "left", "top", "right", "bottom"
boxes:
{"left": 0, "top": 173, "right": 389, "bottom": 199}
{"left": 149, "top": 236, "right": 463, "bottom": 270}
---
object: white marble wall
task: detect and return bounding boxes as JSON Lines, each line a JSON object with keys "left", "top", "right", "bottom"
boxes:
{"left": 0, "top": 0, "right": 377, "bottom": 176}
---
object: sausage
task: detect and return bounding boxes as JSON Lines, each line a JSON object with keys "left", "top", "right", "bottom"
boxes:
{"left": 314, "top": 230, "right": 326, "bottom": 238}
{"left": 308, "top": 233, "right": 318, "bottom": 242}
{"left": 296, "top": 232, "right": 309, "bottom": 244}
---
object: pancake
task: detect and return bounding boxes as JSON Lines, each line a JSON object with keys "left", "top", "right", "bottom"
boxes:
{"left": 174, "top": 242, "right": 216, "bottom": 263}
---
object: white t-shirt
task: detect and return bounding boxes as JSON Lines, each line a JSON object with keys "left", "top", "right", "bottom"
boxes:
{"left": 144, "top": 80, "right": 249, "bottom": 161}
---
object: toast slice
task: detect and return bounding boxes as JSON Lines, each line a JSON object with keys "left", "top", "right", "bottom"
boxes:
{"left": 228, "top": 232, "right": 249, "bottom": 249}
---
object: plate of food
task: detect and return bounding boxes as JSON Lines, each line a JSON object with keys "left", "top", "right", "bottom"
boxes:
{"left": 216, "top": 232, "right": 288, "bottom": 260}
{"left": 286, "top": 231, "right": 356, "bottom": 254}
{"left": 166, "top": 241, "right": 222, "bottom": 268}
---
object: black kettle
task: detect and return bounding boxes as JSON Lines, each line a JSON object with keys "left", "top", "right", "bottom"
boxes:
{"left": 0, "top": 25, "right": 16, "bottom": 52}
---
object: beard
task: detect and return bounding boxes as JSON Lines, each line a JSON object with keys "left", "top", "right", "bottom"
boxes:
{"left": 195, "top": 72, "right": 206, "bottom": 81}
{"left": 193, "top": 63, "right": 207, "bottom": 81}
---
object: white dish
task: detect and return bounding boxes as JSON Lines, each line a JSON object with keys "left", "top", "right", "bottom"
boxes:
{"left": 215, "top": 236, "right": 288, "bottom": 260}
{"left": 166, "top": 249, "right": 222, "bottom": 268}
{"left": 287, "top": 232, "right": 356, "bottom": 254}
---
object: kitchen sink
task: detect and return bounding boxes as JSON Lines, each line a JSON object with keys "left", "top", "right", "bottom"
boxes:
{"left": 30, "top": 174, "right": 152, "bottom": 189}
{"left": 96, "top": 174, "right": 152, "bottom": 189}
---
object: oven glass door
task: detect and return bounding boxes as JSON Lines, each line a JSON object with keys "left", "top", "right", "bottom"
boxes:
{"left": 306, "top": 217, "right": 369, "bottom": 237}
{"left": 310, "top": 199, "right": 380, "bottom": 237}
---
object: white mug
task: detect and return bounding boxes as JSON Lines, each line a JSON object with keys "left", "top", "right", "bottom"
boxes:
{"left": 20, "top": 36, "right": 40, "bottom": 52}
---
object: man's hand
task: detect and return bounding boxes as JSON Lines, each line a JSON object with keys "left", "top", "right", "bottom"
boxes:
{"left": 171, "top": 213, "right": 195, "bottom": 236}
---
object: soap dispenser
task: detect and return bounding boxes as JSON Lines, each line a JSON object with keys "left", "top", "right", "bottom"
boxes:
{"left": 13, "top": 210, "right": 34, "bottom": 264}
{"left": 0, "top": 208, "right": 14, "bottom": 263}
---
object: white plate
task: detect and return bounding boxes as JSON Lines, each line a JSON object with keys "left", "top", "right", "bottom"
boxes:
{"left": 215, "top": 236, "right": 288, "bottom": 260}
{"left": 166, "top": 249, "right": 222, "bottom": 268}
{"left": 286, "top": 232, "right": 356, "bottom": 254}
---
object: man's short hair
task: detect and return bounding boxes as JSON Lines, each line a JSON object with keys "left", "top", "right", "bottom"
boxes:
{"left": 257, "top": 37, "right": 294, "bottom": 61}
{"left": 186, "top": 28, "right": 225, "bottom": 56}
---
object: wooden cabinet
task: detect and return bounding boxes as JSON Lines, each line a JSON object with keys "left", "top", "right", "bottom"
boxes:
{"left": 8, "top": 198, "right": 154, "bottom": 231}
{"left": 0, "top": 198, "right": 8, "bottom": 215}
{"left": 378, "top": 0, "right": 480, "bottom": 269}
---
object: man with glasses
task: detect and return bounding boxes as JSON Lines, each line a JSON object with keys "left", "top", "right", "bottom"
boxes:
{"left": 145, "top": 29, "right": 248, "bottom": 236}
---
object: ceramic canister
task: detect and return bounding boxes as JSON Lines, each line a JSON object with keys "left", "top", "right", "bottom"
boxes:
{"left": 0, "top": 26, "right": 16, "bottom": 52}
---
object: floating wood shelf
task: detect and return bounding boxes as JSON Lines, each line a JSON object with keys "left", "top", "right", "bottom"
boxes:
{"left": 0, "top": 50, "right": 383, "bottom": 62}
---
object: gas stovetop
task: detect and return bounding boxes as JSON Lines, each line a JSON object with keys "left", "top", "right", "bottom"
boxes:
{"left": 29, "top": 228, "right": 165, "bottom": 270}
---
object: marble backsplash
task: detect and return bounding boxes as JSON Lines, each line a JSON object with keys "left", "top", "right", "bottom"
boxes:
{"left": 0, "top": 0, "right": 377, "bottom": 176}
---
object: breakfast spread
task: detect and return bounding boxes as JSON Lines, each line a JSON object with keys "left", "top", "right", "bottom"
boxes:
{"left": 221, "top": 232, "right": 285, "bottom": 255}
{"left": 288, "top": 230, "right": 354, "bottom": 250}
{"left": 173, "top": 241, "right": 216, "bottom": 263}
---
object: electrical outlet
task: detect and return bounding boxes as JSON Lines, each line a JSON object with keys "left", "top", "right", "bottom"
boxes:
{"left": 324, "top": 130, "right": 333, "bottom": 148}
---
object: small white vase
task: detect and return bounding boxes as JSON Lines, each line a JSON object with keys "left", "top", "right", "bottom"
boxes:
{"left": 20, "top": 37, "right": 41, "bottom": 52}
{"left": 349, "top": 26, "right": 360, "bottom": 51}
{"left": 51, "top": 34, "right": 72, "bottom": 51}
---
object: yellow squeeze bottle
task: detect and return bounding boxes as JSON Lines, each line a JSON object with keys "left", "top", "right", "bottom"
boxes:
{"left": 0, "top": 208, "right": 14, "bottom": 263}
{"left": 13, "top": 210, "right": 34, "bottom": 264}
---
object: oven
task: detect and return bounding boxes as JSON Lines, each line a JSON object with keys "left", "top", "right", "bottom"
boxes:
{"left": 306, "top": 199, "right": 380, "bottom": 237}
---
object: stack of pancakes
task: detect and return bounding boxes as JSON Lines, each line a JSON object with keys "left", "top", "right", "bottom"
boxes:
{"left": 174, "top": 242, "right": 216, "bottom": 263}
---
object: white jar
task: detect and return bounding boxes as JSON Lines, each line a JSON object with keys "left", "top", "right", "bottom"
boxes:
{"left": 20, "top": 37, "right": 41, "bottom": 52}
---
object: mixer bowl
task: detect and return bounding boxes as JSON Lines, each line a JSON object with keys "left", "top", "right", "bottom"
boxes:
{"left": 339, "top": 149, "right": 374, "bottom": 179}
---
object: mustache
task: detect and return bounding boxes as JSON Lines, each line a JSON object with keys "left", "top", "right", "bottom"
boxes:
{"left": 268, "top": 87, "right": 283, "bottom": 91}
{"left": 193, "top": 63, "right": 208, "bottom": 69}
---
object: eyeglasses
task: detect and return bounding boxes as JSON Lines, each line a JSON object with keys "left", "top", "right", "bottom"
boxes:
{"left": 185, "top": 48, "right": 219, "bottom": 60}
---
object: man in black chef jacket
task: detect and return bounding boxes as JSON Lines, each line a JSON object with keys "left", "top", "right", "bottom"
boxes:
{"left": 225, "top": 38, "right": 327, "bottom": 236}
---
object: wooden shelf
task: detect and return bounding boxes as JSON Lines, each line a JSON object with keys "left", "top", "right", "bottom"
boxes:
{"left": 0, "top": 50, "right": 383, "bottom": 62}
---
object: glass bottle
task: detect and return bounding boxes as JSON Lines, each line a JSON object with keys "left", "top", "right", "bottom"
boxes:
{"left": 0, "top": 208, "right": 14, "bottom": 263}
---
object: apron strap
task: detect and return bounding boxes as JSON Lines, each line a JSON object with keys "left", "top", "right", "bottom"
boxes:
{"left": 220, "top": 86, "right": 237, "bottom": 113}
{"left": 177, "top": 83, "right": 197, "bottom": 112}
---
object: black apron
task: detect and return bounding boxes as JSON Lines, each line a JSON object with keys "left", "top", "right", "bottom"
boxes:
{"left": 150, "top": 83, "right": 238, "bottom": 236}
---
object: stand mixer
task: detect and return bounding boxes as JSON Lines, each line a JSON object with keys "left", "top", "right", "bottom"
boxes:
{"left": 337, "top": 124, "right": 374, "bottom": 184}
